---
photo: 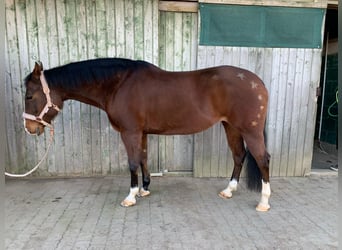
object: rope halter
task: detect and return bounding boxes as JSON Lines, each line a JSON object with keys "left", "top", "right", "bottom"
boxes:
{"left": 22, "top": 71, "right": 60, "bottom": 128}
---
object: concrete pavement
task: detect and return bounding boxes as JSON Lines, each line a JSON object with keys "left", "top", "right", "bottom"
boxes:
{"left": 5, "top": 175, "right": 338, "bottom": 249}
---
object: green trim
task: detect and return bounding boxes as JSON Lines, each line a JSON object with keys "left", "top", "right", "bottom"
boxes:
{"left": 199, "top": 4, "right": 325, "bottom": 48}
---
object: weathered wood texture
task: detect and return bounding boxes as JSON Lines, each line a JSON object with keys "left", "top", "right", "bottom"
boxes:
{"left": 194, "top": 46, "right": 322, "bottom": 177}
{"left": 159, "top": 1, "right": 199, "bottom": 12}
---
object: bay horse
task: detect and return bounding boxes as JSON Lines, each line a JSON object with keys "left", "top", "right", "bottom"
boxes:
{"left": 23, "top": 58, "right": 271, "bottom": 212}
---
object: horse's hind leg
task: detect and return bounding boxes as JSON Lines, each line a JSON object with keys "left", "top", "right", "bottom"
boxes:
{"left": 244, "top": 133, "right": 271, "bottom": 212}
{"left": 219, "top": 122, "right": 246, "bottom": 199}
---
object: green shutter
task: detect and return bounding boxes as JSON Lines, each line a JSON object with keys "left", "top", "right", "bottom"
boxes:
{"left": 200, "top": 4, "right": 325, "bottom": 48}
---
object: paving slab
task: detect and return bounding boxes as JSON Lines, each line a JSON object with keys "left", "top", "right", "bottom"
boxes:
{"left": 5, "top": 175, "right": 338, "bottom": 249}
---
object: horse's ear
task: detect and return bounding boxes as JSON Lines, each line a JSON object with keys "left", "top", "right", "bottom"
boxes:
{"left": 33, "top": 61, "right": 43, "bottom": 76}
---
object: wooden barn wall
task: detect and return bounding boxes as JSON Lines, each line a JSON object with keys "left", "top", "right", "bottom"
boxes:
{"left": 5, "top": 0, "right": 160, "bottom": 176}
{"left": 194, "top": 46, "right": 322, "bottom": 177}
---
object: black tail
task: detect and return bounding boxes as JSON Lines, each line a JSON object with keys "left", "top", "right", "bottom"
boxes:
{"left": 245, "top": 150, "right": 262, "bottom": 192}
{"left": 245, "top": 129, "right": 269, "bottom": 192}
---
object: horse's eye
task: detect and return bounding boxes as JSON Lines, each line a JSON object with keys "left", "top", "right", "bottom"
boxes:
{"left": 26, "top": 95, "right": 33, "bottom": 100}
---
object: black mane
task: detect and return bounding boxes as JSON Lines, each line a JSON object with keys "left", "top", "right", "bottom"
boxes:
{"left": 41, "top": 58, "right": 150, "bottom": 89}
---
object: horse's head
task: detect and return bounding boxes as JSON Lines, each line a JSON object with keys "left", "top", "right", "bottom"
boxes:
{"left": 23, "top": 62, "right": 62, "bottom": 135}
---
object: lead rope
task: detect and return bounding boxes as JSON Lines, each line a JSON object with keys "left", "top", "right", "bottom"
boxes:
{"left": 5, "top": 127, "right": 54, "bottom": 177}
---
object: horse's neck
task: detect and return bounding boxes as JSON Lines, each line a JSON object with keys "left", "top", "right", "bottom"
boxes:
{"left": 56, "top": 83, "right": 111, "bottom": 110}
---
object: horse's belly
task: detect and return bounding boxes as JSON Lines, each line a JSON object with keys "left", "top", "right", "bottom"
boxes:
{"left": 145, "top": 111, "right": 222, "bottom": 135}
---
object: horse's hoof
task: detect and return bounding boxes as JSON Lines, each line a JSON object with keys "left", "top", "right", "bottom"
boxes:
{"left": 218, "top": 191, "right": 232, "bottom": 199}
{"left": 139, "top": 188, "right": 151, "bottom": 197}
{"left": 120, "top": 199, "right": 136, "bottom": 207}
{"left": 256, "top": 203, "right": 270, "bottom": 212}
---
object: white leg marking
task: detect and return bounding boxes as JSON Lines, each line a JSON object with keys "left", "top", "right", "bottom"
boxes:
{"left": 219, "top": 179, "right": 238, "bottom": 199}
{"left": 256, "top": 180, "right": 271, "bottom": 212}
{"left": 139, "top": 187, "right": 151, "bottom": 197}
{"left": 121, "top": 187, "right": 139, "bottom": 207}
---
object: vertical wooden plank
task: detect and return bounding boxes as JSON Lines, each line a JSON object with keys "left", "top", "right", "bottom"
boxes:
{"left": 239, "top": 47, "right": 249, "bottom": 69}
{"left": 114, "top": 0, "right": 125, "bottom": 57}
{"left": 303, "top": 49, "right": 322, "bottom": 176}
{"left": 5, "top": 0, "right": 23, "bottom": 171}
{"left": 294, "top": 50, "right": 313, "bottom": 176}
{"left": 201, "top": 128, "right": 213, "bottom": 177}
{"left": 209, "top": 124, "right": 220, "bottom": 177}
{"left": 76, "top": 0, "right": 88, "bottom": 61}
{"left": 143, "top": 0, "right": 152, "bottom": 61}
{"left": 118, "top": 135, "right": 129, "bottom": 174}
{"left": 193, "top": 131, "right": 204, "bottom": 177}
{"left": 287, "top": 49, "right": 304, "bottom": 176}
{"left": 100, "top": 111, "right": 111, "bottom": 175}
{"left": 86, "top": 0, "right": 96, "bottom": 58}
{"left": 125, "top": 0, "right": 134, "bottom": 59}
{"left": 173, "top": 12, "right": 182, "bottom": 69}
{"left": 281, "top": 48, "right": 297, "bottom": 176}
{"left": 190, "top": 13, "right": 198, "bottom": 70}
{"left": 182, "top": 13, "right": 191, "bottom": 69}
{"left": 90, "top": 108, "right": 102, "bottom": 175}
{"left": 222, "top": 47, "right": 233, "bottom": 66}
{"left": 96, "top": 0, "right": 107, "bottom": 57}
{"left": 277, "top": 49, "right": 290, "bottom": 176}
{"left": 268, "top": 48, "right": 281, "bottom": 176}
{"left": 105, "top": 0, "right": 116, "bottom": 57}
{"left": 65, "top": 0, "right": 78, "bottom": 61}
{"left": 158, "top": 10, "right": 166, "bottom": 68}
{"left": 164, "top": 12, "right": 175, "bottom": 69}
{"left": 134, "top": 0, "right": 144, "bottom": 59}
{"left": 151, "top": 0, "right": 159, "bottom": 65}
{"left": 231, "top": 47, "right": 241, "bottom": 66}
{"left": 279, "top": 49, "right": 294, "bottom": 176}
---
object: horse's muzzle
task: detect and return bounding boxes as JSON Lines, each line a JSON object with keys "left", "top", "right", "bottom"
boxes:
{"left": 24, "top": 119, "right": 45, "bottom": 136}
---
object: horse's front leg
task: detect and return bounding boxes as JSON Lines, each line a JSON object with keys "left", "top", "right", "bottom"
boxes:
{"left": 120, "top": 131, "right": 145, "bottom": 207}
{"left": 139, "top": 133, "right": 151, "bottom": 197}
